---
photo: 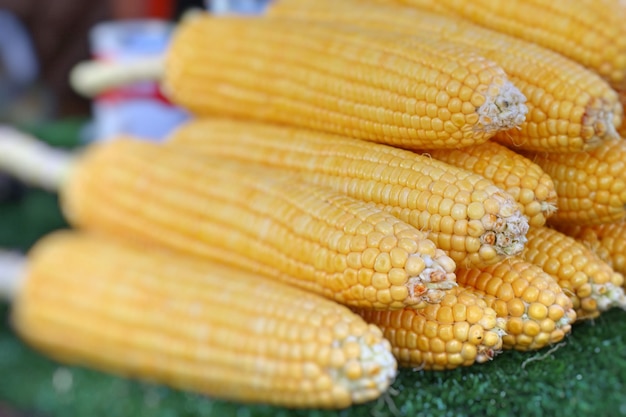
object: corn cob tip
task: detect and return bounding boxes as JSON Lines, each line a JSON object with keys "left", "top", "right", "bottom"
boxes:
{"left": 475, "top": 317, "right": 507, "bottom": 364}
{"left": 476, "top": 80, "right": 527, "bottom": 134}
{"left": 334, "top": 326, "right": 397, "bottom": 404}
{"left": 581, "top": 97, "right": 621, "bottom": 145}
{"left": 478, "top": 193, "right": 529, "bottom": 262}
{"left": 406, "top": 253, "right": 457, "bottom": 305}
{"left": 591, "top": 282, "right": 626, "bottom": 313}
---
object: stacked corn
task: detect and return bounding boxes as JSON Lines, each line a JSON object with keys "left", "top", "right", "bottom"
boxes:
{"left": 7, "top": 0, "right": 626, "bottom": 411}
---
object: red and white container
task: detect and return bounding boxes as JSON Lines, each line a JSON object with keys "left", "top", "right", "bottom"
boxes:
{"left": 88, "top": 19, "right": 188, "bottom": 141}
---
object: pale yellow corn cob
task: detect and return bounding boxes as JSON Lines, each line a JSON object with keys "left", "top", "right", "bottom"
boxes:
{"left": 455, "top": 257, "right": 576, "bottom": 351}
{"left": 556, "top": 221, "right": 626, "bottom": 284}
{"left": 167, "top": 118, "right": 529, "bottom": 267}
{"left": 521, "top": 226, "right": 626, "bottom": 320}
{"left": 268, "top": 0, "right": 622, "bottom": 152}
{"left": 423, "top": 141, "right": 557, "bottom": 227}
{"left": 11, "top": 231, "right": 397, "bottom": 409}
{"left": 163, "top": 13, "right": 528, "bottom": 150}
{"left": 369, "top": 0, "right": 626, "bottom": 90}
{"left": 356, "top": 286, "right": 504, "bottom": 370}
{"left": 61, "top": 138, "right": 457, "bottom": 310}
{"left": 528, "top": 139, "right": 626, "bottom": 226}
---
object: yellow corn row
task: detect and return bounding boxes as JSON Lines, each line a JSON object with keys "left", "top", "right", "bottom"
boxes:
{"left": 556, "top": 221, "right": 626, "bottom": 282}
{"left": 167, "top": 118, "right": 529, "bottom": 268}
{"left": 268, "top": 0, "right": 622, "bottom": 153}
{"left": 356, "top": 286, "right": 505, "bottom": 370}
{"left": 521, "top": 226, "right": 626, "bottom": 320}
{"left": 61, "top": 138, "right": 457, "bottom": 310}
{"left": 455, "top": 257, "right": 577, "bottom": 351}
{"left": 528, "top": 139, "right": 626, "bottom": 226}
{"left": 12, "top": 230, "right": 397, "bottom": 409}
{"left": 369, "top": 0, "right": 626, "bottom": 90}
{"left": 422, "top": 141, "right": 557, "bottom": 227}
{"left": 163, "top": 13, "right": 528, "bottom": 150}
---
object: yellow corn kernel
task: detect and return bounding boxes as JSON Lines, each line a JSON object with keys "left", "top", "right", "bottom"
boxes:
{"left": 12, "top": 231, "right": 397, "bottom": 409}
{"left": 369, "top": 0, "right": 626, "bottom": 90}
{"left": 423, "top": 141, "right": 557, "bottom": 227}
{"left": 268, "top": 0, "right": 622, "bottom": 152}
{"left": 61, "top": 138, "right": 456, "bottom": 310}
{"left": 557, "top": 221, "right": 626, "bottom": 288}
{"left": 455, "top": 257, "right": 576, "bottom": 351}
{"left": 168, "top": 118, "right": 529, "bottom": 268}
{"left": 521, "top": 226, "right": 626, "bottom": 319}
{"left": 527, "top": 139, "right": 626, "bottom": 226}
{"left": 356, "top": 286, "right": 504, "bottom": 370}
{"left": 163, "top": 13, "right": 527, "bottom": 150}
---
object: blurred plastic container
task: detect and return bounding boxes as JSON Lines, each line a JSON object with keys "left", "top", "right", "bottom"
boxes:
{"left": 206, "top": 0, "right": 272, "bottom": 14}
{"left": 89, "top": 19, "right": 189, "bottom": 141}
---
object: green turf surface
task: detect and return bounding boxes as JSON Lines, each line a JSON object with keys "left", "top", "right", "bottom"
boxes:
{"left": 1, "top": 121, "right": 625, "bottom": 416}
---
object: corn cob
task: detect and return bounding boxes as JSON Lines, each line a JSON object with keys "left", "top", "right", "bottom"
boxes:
{"left": 527, "top": 139, "right": 626, "bottom": 226}
{"left": 11, "top": 230, "right": 397, "bottom": 409}
{"left": 455, "top": 257, "right": 576, "bottom": 351}
{"left": 167, "top": 118, "right": 529, "bottom": 267}
{"left": 163, "top": 13, "right": 528, "bottom": 150}
{"left": 268, "top": 0, "right": 622, "bottom": 153}
{"left": 356, "top": 286, "right": 504, "bottom": 370}
{"left": 520, "top": 226, "right": 626, "bottom": 320}
{"left": 556, "top": 221, "right": 626, "bottom": 282}
{"left": 422, "top": 141, "right": 557, "bottom": 227}
{"left": 369, "top": 0, "right": 626, "bottom": 90}
{"left": 61, "top": 138, "right": 457, "bottom": 310}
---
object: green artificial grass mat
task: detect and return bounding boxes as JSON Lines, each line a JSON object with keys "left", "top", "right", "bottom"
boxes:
{"left": 1, "top": 120, "right": 625, "bottom": 416}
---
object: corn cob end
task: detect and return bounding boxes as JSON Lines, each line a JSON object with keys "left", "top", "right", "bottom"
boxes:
{"left": 406, "top": 252, "right": 457, "bottom": 306}
{"left": 475, "top": 80, "right": 527, "bottom": 135}
{"left": 469, "top": 191, "right": 529, "bottom": 266}
{"left": 334, "top": 324, "right": 398, "bottom": 405}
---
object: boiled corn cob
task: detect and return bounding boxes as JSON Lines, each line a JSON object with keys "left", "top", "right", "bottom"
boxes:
{"left": 61, "top": 137, "right": 457, "bottom": 310}
{"left": 521, "top": 226, "right": 626, "bottom": 320}
{"left": 455, "top": 257, "right": 576, "bottom": 351}
{"left": 268, "top": 0, "right": 622, "bottom": 153}
{"left": 528, "top": 139, "right": 626, "bottom": 226}
{"left": 422, "top": 141, "right": 557, "bottom": 227}
{"left": 163, "top": 13, "right": 528, "bottom": 150}
{"left": 167, "top": 118, "right": 529, "bottom": 267}
{"left": 556, "top": 221, "right": 626, "bottom": 282}
{"left": 370, "top": 0, "right": 626, "bottom": 90}
{"left": 11, "top": 230, "right": 397, "bottom": 409}
{"left": 356, "top": 285, "right": 504, "bottom": 370}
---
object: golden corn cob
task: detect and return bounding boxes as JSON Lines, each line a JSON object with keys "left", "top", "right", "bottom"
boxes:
{"left": 11, "top": 231, "right": 397, "bottom": 409}
{"left": 268, "top": 0, "right": 622, "bottom": 152}
{"left": 356, "top": 286, "right": 504, "bottom": 370}
{"left": 61, "top": 138, "right": 457, "bottom": 310}
{"left": 556, "top": 221, "right": 626, "bottom": 282}
{"left": 521, "top": 226, "right": 626, "bottom": 320}
{"left": 455, "top": 257, "right": 576, "bottom": 351}
{"left": 422, "top": 141, "right": 557, "bottom": 227}
{"left": 369, "top": 0, "right": 626, "bottom": 90}
{"left": 167, "top": 118, "right": 529, "bottom": 267}
{"left": 527, "top": 139, "right": 626, "bottom": 226}
{"left": 163, "top": 13, "right": 528, "bottom": 150}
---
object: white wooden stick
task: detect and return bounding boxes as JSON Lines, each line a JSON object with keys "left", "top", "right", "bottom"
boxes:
{"left": 0, "top": 126, "right": 75, "bottom": 192}
{"left": 69, "top": 56, "right": 165, "bottom": 98}
{"left": 0, "top": 250, "right": 25, "bottom": 302}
